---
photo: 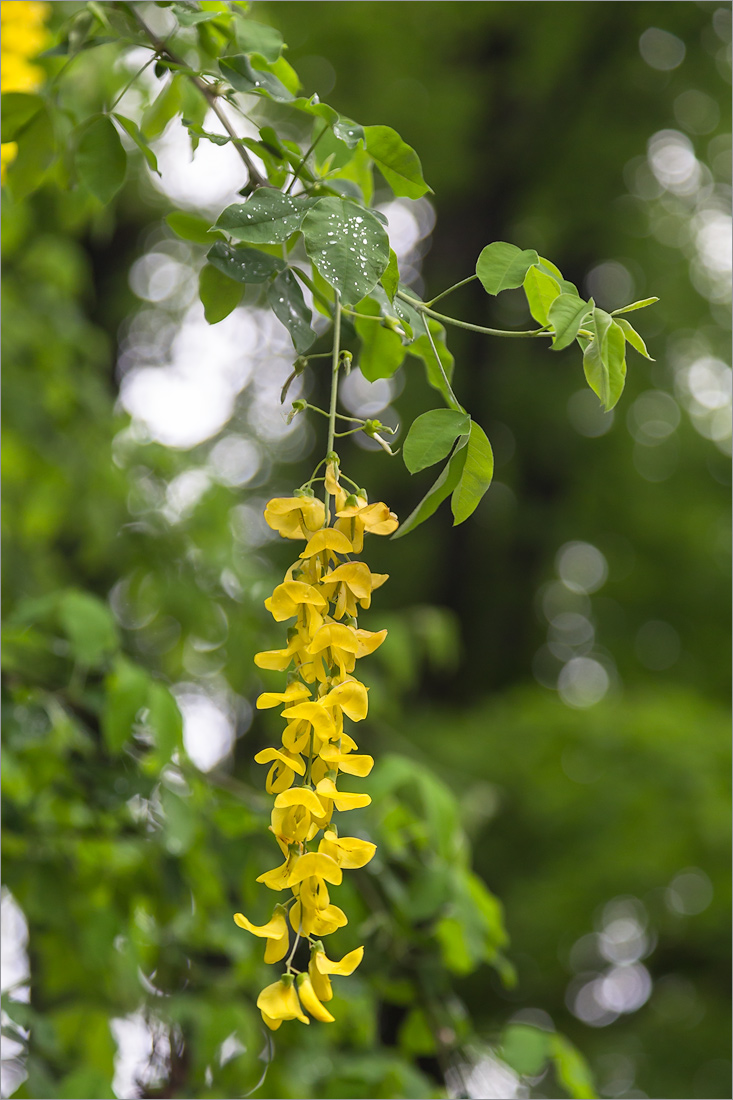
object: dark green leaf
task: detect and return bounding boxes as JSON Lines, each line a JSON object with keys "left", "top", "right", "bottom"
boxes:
{"left": 409, "top": 318, "right": 458, "bottom": 410}
{"left": 166, "top": 211, "right": 224, "bottom": 244}
{"left": 220, "top": 54, "right": 293, "bottom": 101}
{"left": 548, "top": 293, "right": 592, "bottom": 350}
{"left": 233, "top": 17, "right": 284, "bottom": 62}
{"left": 102, "top": 658, "right": 151, "bottom": 754}
{"left": 4, "top": 106, "right": 55, "bottom": 201}
{"left": 58, "top": 590, "right": 119, "bottom": 668}
{"left": 477, "top": 242, "right": 539, "bottom": 295}
{"left": 381, "top": 248, "right": 400, "bottom": 302}
{"left": 523, "top": 264, "right": 561, "bottom": 326}
{"left": 216, "top": 191, "right": 316, "bottom": 244}
{"left": 392, "top": 438, "right": 468, "bottom": 539}
{"left": 611, "top": 296, "right": 659, "bottom": 315}
{"left": 75, "top": 115, "right": 127, "bottom": 203}
{"left": 267, "top": 269, "right": 315, "bottom": 352}
{"left": 403, "top": 409, "right": 470, "bottom": 473}
{"left": 354, "top": 295, "right": 407, "bottom": 381}
{"left": 451, "top": 420, "right": 494, "bottom": 524}
{"left": 199, "top": 264, "right": 244, "bottom": 324}
{"left": 615, "top": 316, "right": 653, "bottom": 359}
{"left": 302, "top": 198, "right": 389, "bottom": 306}
{"left": 1, "top": 92, "right": 42, "bottom": 143}
{"left": 112, "top": 114, "right": 159, "bottom": 175}
{"left": 206, "top": 241, "right": 284, "bottom": 284}
{"left": 364, "top": 124, "right": 430, "bottom": 198}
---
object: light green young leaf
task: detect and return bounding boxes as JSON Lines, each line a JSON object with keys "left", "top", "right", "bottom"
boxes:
{"left": 451, "top": 420, "right": 494, "bottom": 524}
{"left": 364, "top": 124, "right": 431, "bottom": 198}
{"left": 216, "top": 191, "right": 316, "bottom": 244}
{"left": 102, "top": 657, "right": 151, "bottom": 754}
{"left": 403, "top": 409, "right": 470, "bottom": 473}
{"left": 381, "top": 249, "right": 400, "bottom": 302}
{"left": 220, "top": 54, "right": 293, "bottom": 101}
{"left": 583, "top": 310, "right": 627, "bottom": 410}
{"left": 58, "top": 589, "right": 119, "bottom": 668}
{"left": 476, "top": 242, "right": 539, "bottom": 295}
{"left": 611, "top": 296, "right": 659, "bottom": 315}
{"left": 501, "top": 1024, "right": 551, "bottom": 1078}
{"left": 233, "top": 17, "right": 284, "bottom": 61}
{"left": 112, "top": 114, "right": 160, "bottom": 175}
{"left": 409, "top": 319, "right": 459, "bottom": 410}
{"left": 524, "top": 265, "right": 561, "bottom": 326}
{"left": 199, "top": 264, "right": 243, "bottom": 324}
{"left": 206, "top": 241, "right": 284, "bottom": 283}
{"left": 548, "top": 293, "right": 592, "bottom": 350}
{"left": 267, "top": 269, "right": 315, "bottom": 353}
{"left": 166, "top": 211, "right": 224, "bottom": 244}
{"left": 1, "top": 92, "right": 42, "bottom": 143}
{"left": 302, "top": 198, "right": 389, "bottom": 306}
{"left": 354, "top": 296, "right": 406, "bottom": 381}
{"left": 549, "top": 1034, "right": 599, "bottom": 1100}
{"left": 615, "top": 316, "right": 654, "bottom": 359}
{"left": 392, "top": 438, "right": 468, "bottom": 539}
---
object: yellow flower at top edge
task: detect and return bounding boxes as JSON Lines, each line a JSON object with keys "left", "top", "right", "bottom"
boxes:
{"left": 1, "top": 1, "right": 49, "bottom": 179}
{"left": 235, "top": 460, "right": 397, "bottom": 1029}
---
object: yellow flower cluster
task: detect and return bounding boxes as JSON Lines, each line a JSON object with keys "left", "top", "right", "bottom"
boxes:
{"left": 1, "top": 0, "right": 49, "bottom": 178}
{"left": 234, "top": 460, "right": 398, "bottom": 1029}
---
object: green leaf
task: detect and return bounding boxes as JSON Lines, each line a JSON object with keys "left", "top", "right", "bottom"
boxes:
{"left": 477, "top": 242, "right": 539, "bottom": 295}
{"left": 75, "top": 115, "right": 127, "bottom": 203}
{"left": 166, "top": 211, "right": 224, "bottom": 244}
{"left": 215, "top": 191, "right": 316, "bottom": 244}
{"left": 403, "top": 409, "right": 470, "bottom": 473}
{"left": 611, "top": 296, "right": 659, "bottom": 315}
{"left": 5, "top": 107, "right": 56, "bottom": 201}
{"left": 549, "top": 1034, "right": 599, "bottom": 1100}
{"left": 409, "top": 319, "right": 458, "bottom": 410}
{"left": 233, "top": 17, "right": 284, "bottom": 61}
{"left": 58, "top": 590, "right": 119, "bottom": 668}
{"left": 206, "top": 241, "right": 284, "bottom": 284}
{"left": 523, "top": 264, "right": 561, "bottom": 326}
{"left": 102, "top": 658, "right": 151, "bottom": 754}
{"left": 392, "top": 438, "right": 468, "bottom": 539}
{"left": 381, "top": 248, "right": 400, "bottom": 302}
{"left": 302, "top": 198, "right": 389, "bottom": 306}
{"left": 147, "top": 682, "right": 183, "bottom": 762}
{"left": 451, "top": 420, "right": 494, "bottom": 524}
{"left": 199, "top": 264, "right": 243, "bottom": 324}
{"left": 364, "top": 124, "right": 430, "bottom": 198}
{"left": 141, "top": 76, "right": 183, "bottom": 139}
{"left": 112, "top": 114, "right": 159, "bottom": 175}
{"left": 333, "top": 116, "right": 364, "bottom": 150}
{"left": 1, "top": 92, "right": 42, "bottom": 143}
{"left": 173, "top": 3, "right": 225, "bottom": 25}
{"left": 267, "top": 269, "right": 315, "bottom": 353}
{"left": 548, "top": 293, "right": 592, "bottom": 350}
{"left": 220, "top": 54, "right": 293, "bottom": 101}
{"left": 354, "top": 295, "right": 406, "bottom": 381}
{"left": 615, "top": 316, "right": 654, "bottom": 359}
{"left": 583, "top": 310, "right": 627, "bottom": 410}
{"left": 501, "top": 1024, "right": 551, "bottom": 1078}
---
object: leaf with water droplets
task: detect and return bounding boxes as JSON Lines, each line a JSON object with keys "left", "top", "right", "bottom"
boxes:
{"left": 206, "top": 242, "right": 285, "bottom": 284}
{"left": 302, "top": 198, "right": 389, "bottom": 307}
{"left": 333, "top": 116, "right": 364, "bottom": 150}
{"left": 220, "top": 55, "right": 294, "bottom": 102}
{"left": 216, "top": 192, "right": 317, "bottom": 244}
{"left": 267, "top": 270, "right": 316, "bottom": 353}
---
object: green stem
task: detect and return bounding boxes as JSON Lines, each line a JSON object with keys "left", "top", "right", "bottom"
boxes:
{"left": 425, "top": 274, "right": 478, "bottom": 307}
{"left": 285, "top": 127, "right": 328, "bottom": 195}
{"left": 420, "top": 315, "right": 463, "bottom": 413}
{"left": 324, "top": 293, "right": 342, "bottom": 522}
{"left": 108, "top": 51, "right": 159, "bottom": 112}
{"left": 397, "top": 291, "right": 549, "bottom": 339}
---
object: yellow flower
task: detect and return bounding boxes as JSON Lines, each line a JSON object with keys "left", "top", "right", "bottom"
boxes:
{"left": 299, "top": 527, "right": 354, "bottom": 560}
{"left": 257, "top": 976, "right": 309, "bottom": 1029}
{"left": 264, "top": 496, "right": 326, "bottom": 540}
{"left": 264, "top": 580, "right": 327, "bottom": 626}
{"left": 319, "top": 561, "right": 388, "bottom": 619}
{"left": 256, "top": 681, "right": 311, "bottom": 710}
{"left": 289, "top": 898, "right": 347, "bottom": 937}
{"left": 308, "top": 943, "right": 364, "bottom": 1002}
{"left": 233, "top": 908, "right": 290, "bottom": 964}
{"left": 296, "top": 972, "right": 335, "bottom": 1022}
{"left": 318, "top": 829, "right": 377, "bottom": 869}
{"left": 320, "top": 678, "right": 369, "bottom": 722}
{"left": 254, "top": 746, "right": 306, "bottom": 794}
{"left": 335, "top": 497, "right": 398, "bottom": 552}
{"left": 287, "top": 851, "right": 342, "bottom": 887}
{"left": 315, "top": 777, "right": 371, "bottom": 812}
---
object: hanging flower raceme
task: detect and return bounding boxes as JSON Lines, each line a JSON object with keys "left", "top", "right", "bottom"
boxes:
{"left": 234, "top": 462, "right": 397, "bottom": 1028}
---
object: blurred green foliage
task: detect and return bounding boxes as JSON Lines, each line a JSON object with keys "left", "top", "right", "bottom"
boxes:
{"left": 2, "top": 2, "right": 730, "bottom": 1100}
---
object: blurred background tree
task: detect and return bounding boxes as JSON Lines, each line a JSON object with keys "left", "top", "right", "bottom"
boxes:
{"left": 2, "top": 2, "right": 730, "bottom": 1099}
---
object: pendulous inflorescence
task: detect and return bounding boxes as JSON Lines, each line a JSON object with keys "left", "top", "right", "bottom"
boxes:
{"left": 234, "top": 457, "right": 397, "bottom": 1029}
